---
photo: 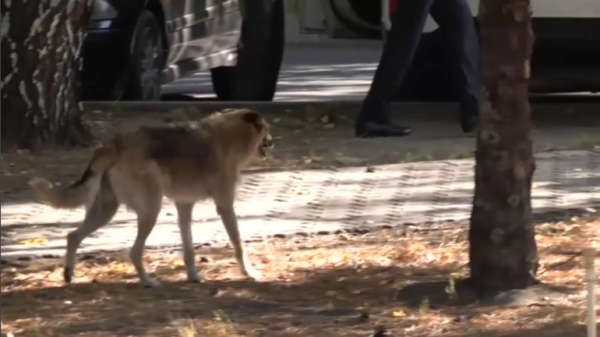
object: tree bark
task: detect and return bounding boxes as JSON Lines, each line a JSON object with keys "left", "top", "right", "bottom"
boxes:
{"left": 468, "top": 0, "right": 539, "bottom": 292}
{"left": 1, "top": 0, "right": 93, "bottom": 150}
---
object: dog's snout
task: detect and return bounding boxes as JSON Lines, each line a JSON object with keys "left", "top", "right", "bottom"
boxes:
{"left": 262, "top": 134, "right": 274, "bottom": 149}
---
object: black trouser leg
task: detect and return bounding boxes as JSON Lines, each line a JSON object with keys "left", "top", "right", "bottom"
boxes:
{"left": 259, "top": 0, "right": 285, "bottom": 100}
{"left": 357, "top": 0, "right": 435, "bottom": 126}
{"left": 430, "top": 0, "right": 481, "bottom": 131}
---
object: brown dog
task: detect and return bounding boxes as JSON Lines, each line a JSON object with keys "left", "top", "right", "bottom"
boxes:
{"left": 29, "top": 109, "right": 273, "bottom": 287}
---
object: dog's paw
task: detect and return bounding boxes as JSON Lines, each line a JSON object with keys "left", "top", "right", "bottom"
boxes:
{"left": 63, "top": 267, "right": 73, "bottom": 284}
{"left": 187, "top": 273, "right": 205, "bottom": 284}
{"left": 242, "top": 268, "right": 264, "bottom": 282}
{"left": 140, "top": 277, "right": 161, "bottom": 288}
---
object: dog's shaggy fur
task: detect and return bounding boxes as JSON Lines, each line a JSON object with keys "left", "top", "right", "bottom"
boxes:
{"left": 29, "top": 109, "right": 273, "bottom": 287}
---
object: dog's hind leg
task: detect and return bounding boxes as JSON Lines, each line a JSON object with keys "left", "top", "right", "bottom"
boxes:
{"left": 175, "top": 202, "right": 203, "bottom": 283}
{"left": 64, "top": 178, "right": 119, "bottom": 284}
{"left": 129, "top": 186, "right": 162, "bottom": 287}
{"left": 130, "top": 206, "right": 161, "bottom": 287}
{"left": 215, "top": 201, "right": 262, "bottom": 281}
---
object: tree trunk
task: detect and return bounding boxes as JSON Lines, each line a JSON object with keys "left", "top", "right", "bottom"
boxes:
{"left": 468, "top": 0, "right": 539, "bottom": 292}
{"left": 1, "top": 0, "right": 93, "bottom": 150}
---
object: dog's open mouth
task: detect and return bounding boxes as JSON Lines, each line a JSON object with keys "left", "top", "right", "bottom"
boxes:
{"left": 258, "top": 135, "right": 274, "bottom": 157}
{"left": 258, "top": 146, "right": 267, "bottom": 157}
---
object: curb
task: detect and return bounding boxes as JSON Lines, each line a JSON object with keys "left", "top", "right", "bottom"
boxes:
{"left": 284, "top": 38, "right": 383, "bottom": 49}
{"left": 83, "top": 100, "right": 600, "bottom": 124}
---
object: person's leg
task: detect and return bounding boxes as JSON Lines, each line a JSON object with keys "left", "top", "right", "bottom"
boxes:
{"left": 429, "top": 0, "right": 482, "bottom": 133}
{"left": 356, "top": 0, "right": 435, "bottom": 138}
{"left": 258, "top": 0, "right": 285, "bottom": 101}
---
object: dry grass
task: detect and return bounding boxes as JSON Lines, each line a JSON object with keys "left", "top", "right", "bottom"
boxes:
{"left": 2, "top": 213, "right": 598, "bottom": 337}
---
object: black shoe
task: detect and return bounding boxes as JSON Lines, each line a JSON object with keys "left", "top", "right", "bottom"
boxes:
{"left": 461, "top": 116, "right": 478, "bottom": 134}
{"left": 462, "top": 124, "right": 477, "bottom": 135}
{"left": 355, "top": 122, "right": 412, "bottom": 138}
{"left": 463, "top": 129, "right": 477, "bottom": 138}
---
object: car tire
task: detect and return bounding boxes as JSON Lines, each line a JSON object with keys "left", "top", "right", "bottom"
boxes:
{"left": 211, "top": 0, "right": 284, "bottom": 101}
{"left": 121, "top": 9, "right": 164, "bottom": 101}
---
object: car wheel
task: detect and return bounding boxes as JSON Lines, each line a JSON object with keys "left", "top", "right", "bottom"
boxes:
{"left": 211, "top": 0, "right": 284, "bottom": 101}
{"left": 122, "top": 10, "right": 164, "bottom": 101}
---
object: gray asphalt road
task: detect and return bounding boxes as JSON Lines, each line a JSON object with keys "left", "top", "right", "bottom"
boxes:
{"left": 160, "top": 41, "right": 384, "bottom": 101}
{"left": 160, "top": 40, "right": 599, "bottom": 102}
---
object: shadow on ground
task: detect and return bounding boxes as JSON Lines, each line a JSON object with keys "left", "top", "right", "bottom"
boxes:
{"left": 1, "top": 263, "right": 585, "bottom": 337}
{"left": 2, "top": 217, "right": 592, "bottom": 337}
{"left": 1, "top": 202, "right": 596, "bottom": 257}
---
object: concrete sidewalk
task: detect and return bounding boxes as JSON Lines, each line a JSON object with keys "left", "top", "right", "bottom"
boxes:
{"left": 2, "top": 150, "right": 598, "bottom": 258}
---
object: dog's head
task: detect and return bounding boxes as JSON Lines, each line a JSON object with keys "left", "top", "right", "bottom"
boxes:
{"left": 210, "top": 109, "right": 275, "bottom": 158}
{"left": 241, "top": 110, "right": 274, "bottom": 157}
{"left": 258, "top": 130, "right": 274, "bottom": 157}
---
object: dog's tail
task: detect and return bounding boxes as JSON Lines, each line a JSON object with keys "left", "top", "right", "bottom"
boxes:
{"left": 29, "top": 139, "right": 121, "bottom": 209}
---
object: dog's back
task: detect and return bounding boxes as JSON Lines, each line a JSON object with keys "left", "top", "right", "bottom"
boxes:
{"left": 131, "top": 124, "right": 221, "bottom": 203}
{"left": 30, "top": 109, "right": 270, "bottom": 209}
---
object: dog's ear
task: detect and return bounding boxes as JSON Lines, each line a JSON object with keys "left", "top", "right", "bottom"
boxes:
{"left": 242, "top": 111, "right": 264, "bottom": 129}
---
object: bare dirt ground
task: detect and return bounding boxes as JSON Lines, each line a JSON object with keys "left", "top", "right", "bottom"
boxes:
{"left": 2, "top": 109, "right": 599, "bottom": 336}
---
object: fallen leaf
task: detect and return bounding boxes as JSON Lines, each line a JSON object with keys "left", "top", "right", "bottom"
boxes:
{"left": 20, "top": 238, "right": 48, "bottom": 245}
{"left": 472, "top": 318, "right": 486, "bottom": 326}
{"left": 419, "top": 297, "right": 430, "bottom": 315}
{"left": 392, "top": 310, "right": 407, "bottom": 318}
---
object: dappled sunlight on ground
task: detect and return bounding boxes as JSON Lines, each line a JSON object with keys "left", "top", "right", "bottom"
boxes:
{"left": 2, "top": 214, "right": 598, "bottom": 336}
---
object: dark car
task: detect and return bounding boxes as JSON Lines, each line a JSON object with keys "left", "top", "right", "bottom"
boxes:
{"left": 82, "top": 0, "right": 283, "bottom": 101}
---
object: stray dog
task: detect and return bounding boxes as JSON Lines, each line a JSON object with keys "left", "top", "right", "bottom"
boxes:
{"left": 29, "top": 109, "right": 274, "bottom": 287}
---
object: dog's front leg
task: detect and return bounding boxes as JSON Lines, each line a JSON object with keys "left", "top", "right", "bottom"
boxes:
{"left": 175, "top": 202, "right": 203, "bottom": 283}
{"left": 216, "top": 203, "right": 262, "bottom": 281}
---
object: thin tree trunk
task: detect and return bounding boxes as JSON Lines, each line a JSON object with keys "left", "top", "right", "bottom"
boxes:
{"left": 1, "top": 0, "right": 93, "bottom": 150}
{"left": 468, "top": 0, "right": 539, "bottom": 292}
